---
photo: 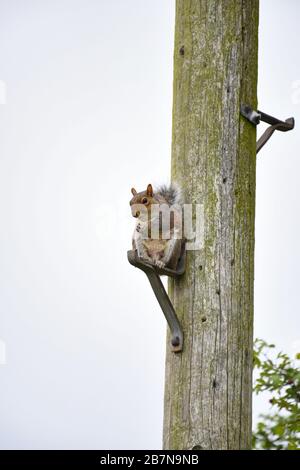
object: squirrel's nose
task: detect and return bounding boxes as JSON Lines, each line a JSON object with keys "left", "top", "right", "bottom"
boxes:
{"left": 133, "top": 210, "right": 140, "bottom": 218}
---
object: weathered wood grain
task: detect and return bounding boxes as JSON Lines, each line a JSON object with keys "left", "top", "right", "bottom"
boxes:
{"left": 163, "top": 0, "right": 259, "bottom": 450}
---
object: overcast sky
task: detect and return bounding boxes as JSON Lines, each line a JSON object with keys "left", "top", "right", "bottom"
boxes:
{"left": 0, "top": 0, "right": 299, "bottom": 450}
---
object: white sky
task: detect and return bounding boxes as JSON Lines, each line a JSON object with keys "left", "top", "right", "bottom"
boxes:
{"left": 0, "top": 0, "right": 299, "bottom": 450}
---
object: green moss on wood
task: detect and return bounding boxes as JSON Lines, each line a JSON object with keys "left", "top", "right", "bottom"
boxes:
{"left": 164, "top": 0, "right": 259, "bottom": 450}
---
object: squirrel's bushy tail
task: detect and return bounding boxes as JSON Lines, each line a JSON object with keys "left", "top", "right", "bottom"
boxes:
{"left": 154, "top": 183, "right": 183, "bottom": 206}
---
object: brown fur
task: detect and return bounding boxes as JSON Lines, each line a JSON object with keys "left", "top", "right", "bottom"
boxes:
{"left": 130, "top": 184, "right": 183, "bottom": 270}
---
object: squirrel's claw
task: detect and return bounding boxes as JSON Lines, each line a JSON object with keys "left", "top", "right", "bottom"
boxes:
{"left": 155, "top": 260, "right": 166, "bottom": 269}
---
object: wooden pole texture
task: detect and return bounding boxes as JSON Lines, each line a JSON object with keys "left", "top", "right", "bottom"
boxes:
{"left": 163, "top": 0, "right": 259, "bottom": 450}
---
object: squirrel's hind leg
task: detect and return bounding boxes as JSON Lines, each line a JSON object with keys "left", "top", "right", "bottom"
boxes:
{"left": 162, "top": 239, "right": 182, "bottom": 270}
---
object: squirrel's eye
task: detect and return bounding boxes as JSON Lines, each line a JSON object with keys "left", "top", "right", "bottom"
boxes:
{"left": 142, "top": 197, "right": 148, "bottom": 204}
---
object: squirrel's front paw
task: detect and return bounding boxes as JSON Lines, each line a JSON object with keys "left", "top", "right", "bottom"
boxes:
{"left": 136, "top": 223, "right": 141, "bottom": 233}
{"left": 155, "top": 260, "right": 166, "bottom": 269}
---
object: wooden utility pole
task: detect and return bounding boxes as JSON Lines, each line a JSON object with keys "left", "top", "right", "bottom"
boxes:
{"left": 163, "top": 1, "right": 259, "bottom": 450}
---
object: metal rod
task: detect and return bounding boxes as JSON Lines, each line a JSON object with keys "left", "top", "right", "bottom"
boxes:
{"left": 258, "top": 110, "right": 294, "bottom": 130}
{"left": 241, "top": 104, "right": 295, "bottom": 153}
{"left": 127, "top": 250, "right": 184, "bottom": 352}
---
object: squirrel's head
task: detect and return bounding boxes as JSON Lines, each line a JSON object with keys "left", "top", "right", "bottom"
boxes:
{"left": 129, "top": 184, "right": 158, "bottom": 219}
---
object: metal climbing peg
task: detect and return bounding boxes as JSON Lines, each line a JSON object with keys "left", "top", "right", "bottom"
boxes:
{"left": 127, "top": 246, "right": 186, "bottom": 353}
{"left": 240, "top": 104, "right": 295, "bottom": 153}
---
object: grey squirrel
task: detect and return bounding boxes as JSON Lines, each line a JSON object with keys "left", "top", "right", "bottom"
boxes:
{"left": 129, "top": 183, "right": 184, "bottom": 270}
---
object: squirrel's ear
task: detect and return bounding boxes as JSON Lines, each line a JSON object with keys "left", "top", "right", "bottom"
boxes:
{"left": 131, "top": 187, "right": 137, "bottom": 196}
{"left": 147, "top": 184, "right": 153, "bottom": 197}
